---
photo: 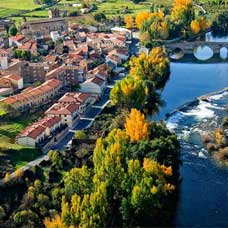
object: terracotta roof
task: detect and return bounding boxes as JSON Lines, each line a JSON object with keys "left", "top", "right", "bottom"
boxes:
{"left": 17, "top": 116, "right": 62, "bottom": 139}
{"left": 1, "top": 79, "right": 61, "bottom": 105}
{"left": 88, "top": 76, "right": 105, "bottom": 86}
{"left": 46, "top": 103, "right": 79, "bottom": 115}
{"left": 44, "top": 55, "right": 58, "bottom": 63}
{"left": 58, "top": 92, "right": 90, "bottom": 104}
{"left": 10, "top": 34, "right": 25, "bottom": 42}
{"left": 0, "top": 49, "right": 8, "bottom": 55}
{"left": 18, "top": 41, "right": 37, "bottom": 51}
{"left": 27, "top": 126, "right": 46, "bottom": 139}
{"left": 6, "top": 74, "right": 22, "bottom": 81}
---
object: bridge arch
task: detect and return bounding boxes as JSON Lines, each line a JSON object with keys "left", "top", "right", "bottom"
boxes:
{"left": 193, "top": 45, "right": 214, "bottom": 61}
{"left": 220, "top": 47, "right": 228, "bottom": 60}
{"left": 170, "top": 47, "right": 184, "bottom": 60}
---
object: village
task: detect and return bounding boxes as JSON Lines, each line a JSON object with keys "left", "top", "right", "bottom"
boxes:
{"left": 0, "top": 11, "right": 134, "bottom": 152}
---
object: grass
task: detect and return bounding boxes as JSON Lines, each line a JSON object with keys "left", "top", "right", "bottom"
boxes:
{"left": 0, "top": 0, "right": 223, "bottom": 22}
{"left": 0, "top": 0, "right": 43, "bottom": 17}
{"left": 0, "top": 114, "right": 42, "bottom": 174}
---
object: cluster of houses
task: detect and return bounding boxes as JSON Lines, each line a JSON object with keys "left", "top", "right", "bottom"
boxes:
{"left": 0, "top": 17, "right": 132, "bottom": 149}
{"left": 15, "top": 91, "right": 96, "bottom": 149}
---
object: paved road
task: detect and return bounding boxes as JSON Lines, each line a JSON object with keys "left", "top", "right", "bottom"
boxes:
{"left": 0, "top": 37, "right": 139, "bottom": 184}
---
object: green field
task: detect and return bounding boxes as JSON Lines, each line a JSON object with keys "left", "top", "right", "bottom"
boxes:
{"left": 0, "top": 0, "right": 224, "bottom": 23}
{"left": 0, "top": 114, "right": 42, "bottom": 174}
{"left": 0, "top": 0, "right": 42, "bottom": 17}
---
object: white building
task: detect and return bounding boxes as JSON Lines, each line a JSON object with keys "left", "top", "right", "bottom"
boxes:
{"left": 50, "top": 31, "right": 61, "bottom": 42}
{"left": 5, "top": 74, "right": 23, "bottom": 90}
{"left": 80, "top": 76, "right": 106, "bottom": 96}
{"left": 45, "top": 103, "right": 80, "bottom": 128}
{"left": 16, "top": 116, "right": 62, "bottom": 148}
{"left": 0, "top": 48, "right": 8, "bottom": 70}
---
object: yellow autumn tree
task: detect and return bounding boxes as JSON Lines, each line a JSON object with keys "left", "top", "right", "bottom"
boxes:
{"left": 135, "top": 12, "right": 153, "bottom": 29}
{"left": 4, "top": 173, "right": 10, "bottom": 183}
{"left": 44, "top": 214, "right": 67, "bottom": 228}
{"left": 129, "top": 47, "right": 170, "bottom": 88}
{"left": 124, "top": 15, "right": 134, "bottom": 29}
{"left": 124, "top": 108, "right": 149, "bottom": 142}
{"left": 190, "top": 19, "right": 201, "bottom": 34}
{"left": 171, "top": 0, "right": 193, "bottom": 25}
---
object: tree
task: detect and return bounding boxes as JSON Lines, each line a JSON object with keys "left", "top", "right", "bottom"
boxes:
{"left": 124, "top": 108, "right": 149, "bottom": 142}
{"left": 190, "top": 19, "right": 201, "bottom": 34}
{"left": 171, "top": 0, "right": 194, "bottom": 26}
{"left": 74, "top": 130, "right": 87, "bottom": 139}
{"left": 9, "top": 25, "right": 17, "bottom": 36}
{"left": 110, "top": 77, "right": 146, "bottom": 109}
{"left": 0, "top": 206, "right": 6, "bottom": 222}
{"left": 94, "top": 13, "right": 106, "bottom": 22}
{"left": 44, "top": 214, "right": 66, "bottom": 228}
{"left": 48, "top": 150, "right": 63, "bottom": 169}
{"left": 129, "top": 47, "right": 170, "bottom": 89}
{"left": 124, "top": 15, "right": 134, "bottom": 29}
{"left": 4, "top": 172, "right": 10, "bottom": 183}
{"left": 68, "top": 11, "right": 78, "bottom": 17}
{"left": 64, "top": 166, "right": 92, "bottom": 199}
{"left": 14, "top": 210, "right": 39, "bottom": 226}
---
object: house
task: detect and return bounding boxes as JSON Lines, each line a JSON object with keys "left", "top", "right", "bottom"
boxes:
{"left": 21, "top": 18, "right": 68, "bottom": 39}
{"left": 9, "top": 35, "right": 27, "bottom": 47}
{"left": 0, "top": 49, "right": 9, "bottom": 70}
{"left": 17, "top": 40, "right": 37, "bottom": 54}
{"left": 106, "top": 54, "right": 122, "bottom": 66}
{"left": 20, "top": 62, "right": 50, "bottom": 83}
{"left": 80, "top": 76, "right": 106, "bottom": 96}
{"left": 87, "top": 67, "right": 109, "bottom": 81}
{"left": 108, "top": 49, "right": 129, "bottom": 61}
{"left": 45, "top": 65, "right": 84, "bottom": 86}
{"left": 5, "top": 74, "right": 23, "bottom": 89}
{"left": 16, "top": 116, "right": 63, "bottom": 148}
{"left": 45, "top": 102, "right": 80, "bottom": 128}
{"left": 58, "top": 92, "right": 96, "bottom": 114}
{"left": 50, "top": 31, "right": 61, "bottom": 42}
{"left": 1, "top": 79, "right": 62, "bottom": 110}
{"left": 111, "top": 27, "right": 132, "bottom": 40}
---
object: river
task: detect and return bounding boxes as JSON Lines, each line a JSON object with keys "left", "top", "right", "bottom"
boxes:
{"left": 158, "top": 34, "right": 228, "bottom": 227}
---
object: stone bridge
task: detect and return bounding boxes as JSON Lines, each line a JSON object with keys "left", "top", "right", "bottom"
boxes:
{"left": 165, "top": 41, "right": 228, "bottom": 54}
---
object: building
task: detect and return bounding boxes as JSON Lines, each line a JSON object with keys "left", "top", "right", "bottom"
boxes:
{"left": 0, "top": 49, "right": 8, "bottom": 70}
{"left": 17, "top": 40, "right": 37, "bottom": 54}
{"left": 4, "top": 74, "right": 23, "bottom": 90}
{"left": 1, "top": 79, "right": 62, "bottom": 110}
{"left": 48, "top": 8, "right": 60, "bottom": 18}
{"left": 80, "top": 76, "right": 106, "bottom": 96}
{"left": 58, "top": 92, "right": 96, "bottom": 114}
{"left": 20, "top": 62, "right": 50, "bottom": 83}
{"left": 9, "top": 35, "right": 27, "bottom": 47}
{"left": 16, "top": 116, "right": 64, "bottom": 148}
{"left": 111, "top": 27, "right": 132, "bottom": 40}
{"left": 45, "top": 65, "right": 84, "bottom": 87}
{"left": 21, "top": 18, "right": 68, "bottom": 39}
{"left": 45, "top": 102, "right": 80, "bottom": 128}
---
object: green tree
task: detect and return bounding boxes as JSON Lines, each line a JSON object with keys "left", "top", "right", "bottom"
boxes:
{"left": 110, "top": 77, "right": 146, "bottom": 109}
{"left": 64, "top": 166, "right": 92, "bottom": 199}
{"left": 48, "top": 150, "right": 63, "bottom": 169}
{"left": 9, "top": 25, "right": 17, "bottom": 36}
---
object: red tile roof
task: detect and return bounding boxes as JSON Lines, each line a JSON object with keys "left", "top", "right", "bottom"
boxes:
{"left": 6, "top": 74, "right": 22, "bottom": 81}
{"left": 46, "top": 103, "right": 79, "bottom": 116}
{"left": 10, "top": 34, "right": 25, "bottom": 42}
{"left": 17, "top": 116, "right": 62, "bottom": 139}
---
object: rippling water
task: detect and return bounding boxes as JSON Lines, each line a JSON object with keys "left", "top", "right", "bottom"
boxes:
{"left": 156, "top": 33, "right": 228, "bottom": 227}
{"left": 166, "top": 91, "right": 228, "bottom": 227}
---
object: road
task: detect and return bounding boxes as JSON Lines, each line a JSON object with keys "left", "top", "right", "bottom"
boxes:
{"left": 0, "top": 37, "right": 139, "bottom": 185}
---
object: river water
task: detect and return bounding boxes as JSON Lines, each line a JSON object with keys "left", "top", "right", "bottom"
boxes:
{"left": 158, "top": 34, "right": 228, "bottom": 227}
